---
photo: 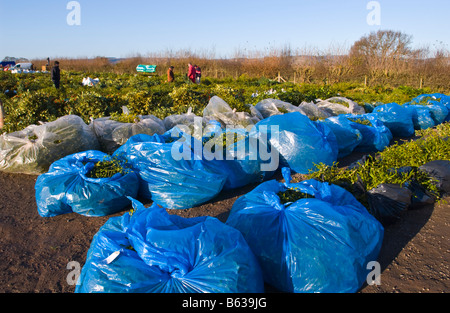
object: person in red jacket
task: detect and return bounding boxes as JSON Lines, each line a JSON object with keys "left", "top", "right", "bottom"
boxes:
{"left": 187, "top": 63, "right": 196, "bottom": 83}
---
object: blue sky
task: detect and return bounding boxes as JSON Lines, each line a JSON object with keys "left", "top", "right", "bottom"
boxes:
{"left": 0, "top": 0, "right": 449, "bottom": 60}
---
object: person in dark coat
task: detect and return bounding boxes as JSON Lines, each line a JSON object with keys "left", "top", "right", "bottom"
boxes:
{"left": 195, "top": 65, "right": 202, "bottom": 84}
{"left": 51, "top": 61, "right": 60, "bottom": 89}
{"left": 167, "top": 66, "right": 175, "bottom": 82}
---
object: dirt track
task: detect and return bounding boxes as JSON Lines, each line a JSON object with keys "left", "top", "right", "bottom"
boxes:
{"left": 0, "top": 163, "right": 448, "bottom": 293}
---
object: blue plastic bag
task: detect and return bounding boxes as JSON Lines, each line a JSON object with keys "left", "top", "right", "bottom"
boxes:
{"left": 249, "top": 112, "right": 338, "bottom": 174}
{"left": 200, "top": 123, "right": 272, "bottom": 190}
{"left": 429, "top": 104, "right": 450, "bottom": 124}
{"left": 344, "top": 113, "right": 393, "bottom": 152}
{"left": 319, "top": 116, "right": 363, "bottom": 158}
{"left": 113, "top": 128, "right": 227, "bottom": 210}
{"left": 226, "top": 168, "right": 384, "bottom": 293}
{"left": 75, "top": 198, "right": 264, "bottom": 293}
{"left": 35, "top": 150, "right": 139, "bottom": 217}
{"left": 403, "top": 105, "right": 436, "bottom": 130}
{"left": 312, "top": 120, "right": 339, "bottom": 157}
{"left": 408, "top": 103, "right": 448, "bottom": 126}
{"left": 410, "top": 93, "right": 450, "bottom": 122}
{"left": 372, "top": 102, "right": 415, "bottom": 137}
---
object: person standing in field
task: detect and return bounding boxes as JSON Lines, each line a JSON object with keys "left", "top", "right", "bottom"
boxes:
{"left": 187, "top": 63, "right": 196, "bottom": 83}
{"left": 195, "top": 65, "right": 202, "bottom": 84}
{"left": 51, "top": 61, "right": 60, "bottom": 89}
{"left": 167, "top": 66, "right": 175, "bottom": 82}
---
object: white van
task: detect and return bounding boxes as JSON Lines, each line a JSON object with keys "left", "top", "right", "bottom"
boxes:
{"left": 9, "top": 63, "right": 33, "bottom": 70}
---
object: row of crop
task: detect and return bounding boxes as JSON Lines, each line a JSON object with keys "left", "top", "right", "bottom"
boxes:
{"left": 2, "top": 91, "right": 449, "bottom": 180}
{"left": 0, "top": 70, "right": 437, "bottom": 134}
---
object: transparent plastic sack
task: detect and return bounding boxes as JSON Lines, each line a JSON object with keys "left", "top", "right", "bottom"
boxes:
{"left": 90, "top": 114, "right": 166, "bottom": 154}
{"left": 0, "top": 115, "right": 100, "bottom": 174}
{"left": 254, "top": 98, "right": 307, "bottom": 119}
{"left": 316, "top": 97, "right": 365, "bottom": 116}
{"left": 203, "top": 96, "right": 262, "bottom": 128}
{"left": 298, "top": 101, "right": 332, "bottom": 120}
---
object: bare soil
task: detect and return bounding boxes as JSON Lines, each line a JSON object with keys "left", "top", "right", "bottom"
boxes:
{"left": 0, "top": 155, "right": 448, "bottom": 293}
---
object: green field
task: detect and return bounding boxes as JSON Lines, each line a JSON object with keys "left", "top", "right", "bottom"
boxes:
{"left": 0, "top": 70, "right": 443, "bottom": 134}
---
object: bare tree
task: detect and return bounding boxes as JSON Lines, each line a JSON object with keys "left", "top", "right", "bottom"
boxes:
{"left": 350, "top": 30, "right": 414, "bottom": 79}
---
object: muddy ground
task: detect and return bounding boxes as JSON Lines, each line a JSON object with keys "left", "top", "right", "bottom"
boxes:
{"left": 0, "top": 152, "right": 448, "bottom": 294}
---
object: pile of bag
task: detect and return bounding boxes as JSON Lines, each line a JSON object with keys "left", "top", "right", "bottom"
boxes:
{"left": 22, "top": 92, "right": 450, "bottom": 293}
{"left": 0, "top": 115, "right": 100, "bottom": 174}
{"left": 409, "top": 93, "right": 450, "bottom": 122}
{"left": 75, "top": 197, "right": 264, "bottom": 293}
{"left": 254, "top": 98, "right": 307, "bottom": 119}
{"left": 200, "top": 123, "right": 271, "bottom": 190}
{"left": 359, "top": 160, "right": 450, "bottom": 226}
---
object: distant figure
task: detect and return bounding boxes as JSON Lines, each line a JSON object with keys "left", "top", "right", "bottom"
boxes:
{"left": 187, "top": 63, "right": 196, "bottom": 83}
{"left": 0, "top": 98, "right": 4, "bottom": 129}
{"left": 167, "top": 66, "right": 175, "bottom": 82}
{"left": 195, "top": 65, "right": 202, "bottom": 84}
{"left": 51, "top": 61, "right": 60, "bottom": 89}
{"left": 46, "top": 57, "right": 50, "bottom": 67}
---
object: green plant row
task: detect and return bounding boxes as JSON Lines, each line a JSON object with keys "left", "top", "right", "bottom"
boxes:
{"left": 306, "top": 122, "right": 450, "bottom": 210}
{"left": 0, "top": 70, "right": 439, "bottom": 134}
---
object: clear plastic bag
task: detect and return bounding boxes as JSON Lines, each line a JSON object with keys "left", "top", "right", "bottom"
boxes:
{"left": 316, "top": 97, "right": 366, "bottom": 116}
{"left": 254, "top": 98, "right": 307, "bottom": 119}
{"left": 204, "top": 96, "right": 262, "bottom": 128}
{"left": 90, "top": 114, "right": 166, "bottom": 154}
{"left": 0, "top": 115, "right": 100, "bottom": 174}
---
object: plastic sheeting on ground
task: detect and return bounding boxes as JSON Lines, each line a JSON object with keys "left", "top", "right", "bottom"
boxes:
{"left": 35, "top": 150, "right": 139, "bottom": 217}
{"left": 82, "top": 77, "right": 100, "bottom": 87}
{"left": 75, "top": 198, "right": 264, "bottom": 293}
{"left": 225, "top": 168, "right": 384, "bottom": 293}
